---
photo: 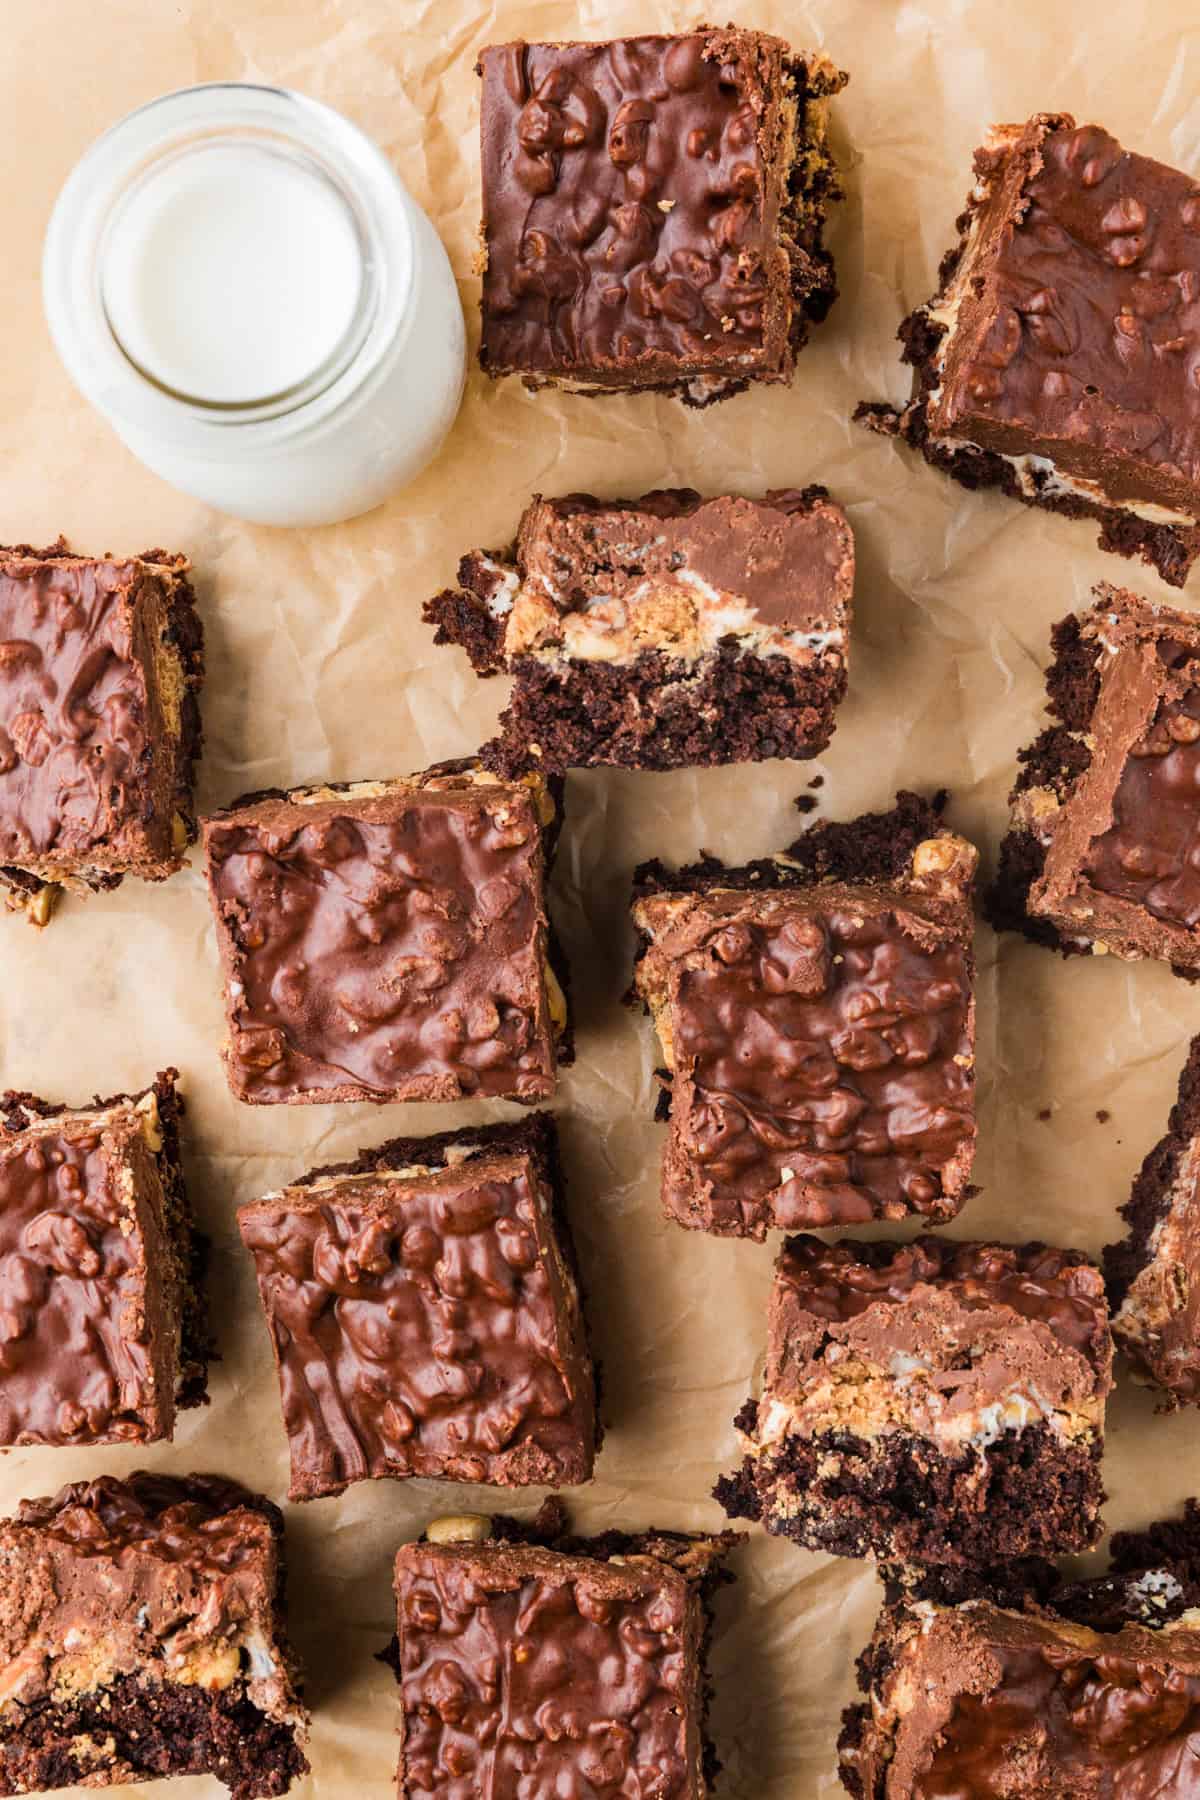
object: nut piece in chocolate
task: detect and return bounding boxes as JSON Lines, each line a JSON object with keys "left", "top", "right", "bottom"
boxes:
{"left": 1105, "top": 1035, "right": 1200, "bottom": 1407}
{"left": 0, "top": 1472, "right": 309, "bottom": 1798}
{"left": 239, "top": 1116, "right": 598, "bottom": 1501}
{"left": 477, "top": 29, "right": 847, "bottom": 405}
{"left": 840, "top": 1585, "right": 1200, "bottom": 1798}
{"left": 424, "top": 486, "right": 854, "bottom": 774}
{"left": 630, "top": 792, "right": 978, "bottom": 1239}
{"left": 392, "top": 1508, "right": 739, "bottom": 1799}
{"left": 718, "top": 1234, "right": 1112, "bottom": 1567}
{"left": 202, "top": 764, "right": 570, "bottom": 1106}
{"left": 988, "top": 584, "right": 1200, "bottom": 974}
{"left": 0, "top": 1071, "right": 209, "bottom": 1447}
{"left": 0, "top": 540, "right": 204, "bottom": 926}
{"left": 859, "top": 115, "right": 1200, "bottom": 587}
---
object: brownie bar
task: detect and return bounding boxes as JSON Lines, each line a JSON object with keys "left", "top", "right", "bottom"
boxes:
{"left": 0, "top": 1472, "right": 308, "bottom": 1798}
{"left": 987, "top": 585, "right": 1200, "bottom": 973}
{"left": 717, "top": 1234, "right": 1112, "bottom": 1567}
{"left": 424, "top": 486, "right": 854, "bottom": 774}
{"left": 0, "top": 1070, "right": 209, "bottom": 1444}
{"left": 0, "top": 540, "right": 204, "bottom": 925}
{"left": 203, "top": 765, "right": 570, "bottom": 1105}
{"left": 477, "top": 29, "right": 846, "bottom": 405}
{"left": 239, "top": 1115, "right": 598, "bottom": 1500}
{"left": 630, "top": 792, "right": 978, "bottom": 1239}
{"left": 840, "top": 1590, "right": 1200, "bottom": 1797}
{"left": 1104, "top": 1035, "right": 1200, "bottom": 1405}
{"left": 392, "top": 1507, "right": 740, "bottom": 1798}
{"left": 858, "top": 116, "right": 1200, "bottom": 586}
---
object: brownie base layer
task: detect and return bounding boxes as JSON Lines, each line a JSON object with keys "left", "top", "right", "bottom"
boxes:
{"left": 466, "top": 643, "right": 846, "bottom": 777}
{"left": 633, "top": 788, "right": 948, "bottom": 909}
{"left": 856, "top": 291, "right": 1200, "bottom": 589}
{"left": 715, "top": 1420, "right": 1105, "bottom": 1565}
{"left": 0, "top": 1674, "right": 306, "bottom": 1800}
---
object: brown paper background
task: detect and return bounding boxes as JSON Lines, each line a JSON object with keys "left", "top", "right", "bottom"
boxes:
{"left": 4, "top": 0, "right": 1200, "bottom": 1793}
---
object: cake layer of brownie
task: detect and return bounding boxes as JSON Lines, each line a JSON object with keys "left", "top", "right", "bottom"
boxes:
{"left": 477, "top": 29, "right": 846, "bottom": 404}
{"left": 203, "top": 765, "right": 570, "bottom": 1105}
{"left": 0, "top": 1473, "right": 308, "bottom": 1798}
{"left": 988, "top": 585, "right": 1200, "bottom": 973}
{"left": 392, "top": 1507, "right": 739, "bottom": 1799}
{"left": 0, "top": 540, "right": 204, "bottom": 925}
{"left": 239, "top": 1115, "right": 598, "bottom": 1500}
{"left": 630, "top": 793, "right": 977, "bottom": 1239}
{"left": 0, "top": 1070, "right": 209, "bottom": 1444}
{"left": 717, "top": 1234, "right": 1111, "bottom": 1565}
{"left": 424, "top": 486, "right": 853, "bottom": 773}
{"left": 1104, "top": 1035, "right": 1200, "bottom": 1404}
{"left": 840, "top": 1592, "right": 1200, "bottom": 1798}
{"left": 858, "top": 116, "right": 1200, "bottom": 586}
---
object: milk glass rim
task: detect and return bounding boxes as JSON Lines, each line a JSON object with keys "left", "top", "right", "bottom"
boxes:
{"left": 42, "top": 82, "right": 417, "bottom": 447}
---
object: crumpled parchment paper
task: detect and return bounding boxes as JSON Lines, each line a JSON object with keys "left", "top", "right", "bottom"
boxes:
{"left": 3, "top": 1, "right": 1200, "bottom": 1793}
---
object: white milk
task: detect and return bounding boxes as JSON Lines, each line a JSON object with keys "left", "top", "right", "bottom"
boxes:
{"left": 44, "top": 85, "right": 466, "bottom": 526}
{"left": 102, "top": 145, "right": 365, "bottom": 405}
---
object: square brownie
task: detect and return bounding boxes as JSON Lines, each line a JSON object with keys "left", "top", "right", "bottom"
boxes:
{"left": 0, "top": 1071, "right": 209, "bottom": 1446}
{"left": 392, "top": 1508, "right": 738, "bottom": 1799}
{"left": 239, "top": 1115, "right": 598, "bottom": 1501}
{"left": 840, "top": 1589, "right": 1200, "bottom": 1798}
{"left": 477, "top": 29, "right": 846, "bottom": 405}
{"left": 988, "top": 585, "right": 1200, "bottom": 972}
{"left": 630, "top": 793, "right": 978, "bottom": 1239}
{"left": 716, "top": 1234, "right": 1112, "bottom": 1567}
{"left": 1105, "top": 1035, "right": 1200, "bottom": 1406}
{"left": 0, "top": 1472, "right": 308, "bottom": 1797}
{"left": 0, "top": 540, "right": 204, "bottom": 926}
{"left": 424, "top": 485, "right": 854, "bottom": 773}
{"left": 859, "top": 116, "right": 1200, "bottom": 586}
{"left": 203, "top": 765, "right": 570, "bottom": 1105}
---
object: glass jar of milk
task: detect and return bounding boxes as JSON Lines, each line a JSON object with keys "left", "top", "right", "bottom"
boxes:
{"left": 43, "top": 84, "right": 466, "bottom": 527}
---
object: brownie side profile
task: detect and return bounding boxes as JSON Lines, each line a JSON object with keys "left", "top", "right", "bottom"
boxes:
{"left": 839, "top": 1593, "right": 1200, "bottom": 1798}
{"left": 858, "top": 116, "right": 1200, "bottom": 586}
{"left": 987, "top": 586, "right": 1200, "bottom": 974}
{"left": 1104, "top": 1035, "right": 1200, "bottom": 1405}
{"left": 630, "top": 793, "right": 978, "bottom": 1239}
{"left": 424, "top": 486, "right": 854, "bottom": 774}
{"left": 239, "top": 1114, "right": 598, "bottom": 1500}
{"left": 392, "top": 1507, "right": 740, "bottom": 1798}
{"left": 0, "top": 1070, "right": 210, "bottom": 1444}
{"left": 718, "top": 1235, "right": 1112, "bottom": 1566}
{"left": 0, "top": 540, "right": 204, "bottom": 926}
{"left": 0, "top": 1473, "right": 308, "bottom": 1798}
{"left": 477, "top": 29, "right": 847, "bottom": 405}
{"left": 203, "top": 765, "right": 570, "bottom": 1106}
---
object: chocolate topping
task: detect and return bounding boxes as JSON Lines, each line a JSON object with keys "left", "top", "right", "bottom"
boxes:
{"left": 777, "top": 1235, "right": 1110, "bottom": 1359}
{"left": 844, "top": 1601, "right": 1200, "bottom": 1799}
{"left": 394, "top": 1541, "right": 705, "bottom": 1797}
{"left": 931, "top": 120, "right": 1200, "bottom": 511}
{"left": 239, "top": 1121, "right": 595, "bottom": 1499}
{"left": 0, "top": 1098, "right": 177, "bottom": 1445}
{"left": 0, "top": 544, "right": 202, "bottom": 903}
{"left": 477, "top": 29, "right": 845, "bottom": 399}
{"left": 653, "top": 889, "right": 973, "bottom": 1235}
{"left": 203, "top": 772, "right": 562, "bottom": 1105}
{"left": 1006, "top": 585, "right": 1200, "bottom": 970}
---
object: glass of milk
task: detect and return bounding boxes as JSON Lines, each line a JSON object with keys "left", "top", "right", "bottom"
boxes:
{"left": 43, "top": 84, "right": 466, "bottom": 527}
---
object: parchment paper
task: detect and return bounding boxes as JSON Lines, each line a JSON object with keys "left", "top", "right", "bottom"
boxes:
{"left": 4, "top": 1, "right": 1200, "bottom": 1793}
